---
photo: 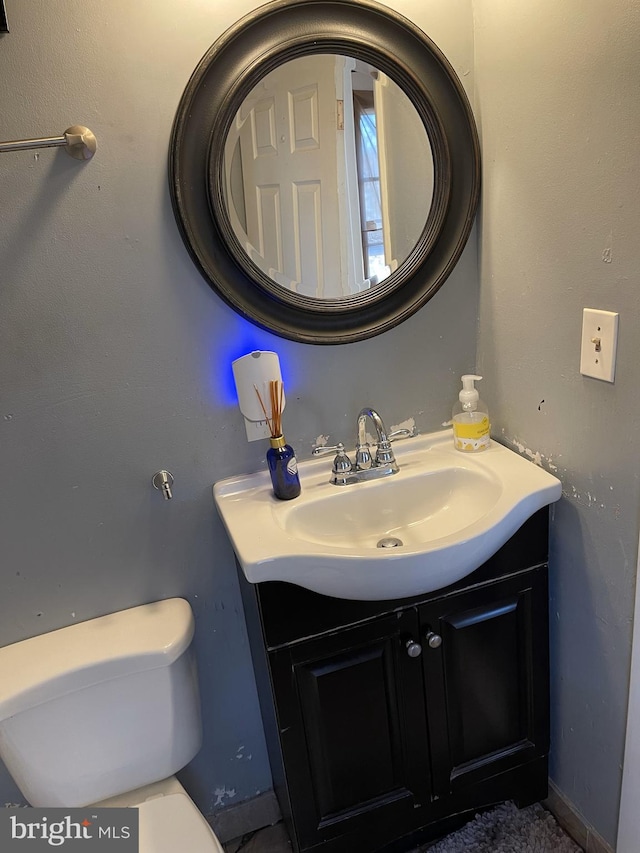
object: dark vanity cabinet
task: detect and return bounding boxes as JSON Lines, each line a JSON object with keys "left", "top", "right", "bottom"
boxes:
{"left": 238, "top": 509, "right": 551, "bottom": 853}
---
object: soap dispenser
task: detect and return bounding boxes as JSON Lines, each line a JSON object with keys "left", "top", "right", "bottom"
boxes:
{"left": 452, "top": 374, "right": 490, "bottom": 452}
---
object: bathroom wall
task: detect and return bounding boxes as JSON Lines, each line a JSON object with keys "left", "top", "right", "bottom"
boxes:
{"left": 474, "top": 0, "right": 640, "bottom": 846}
{"left": 0, "top": 0, "right": 476, "bottom": 815}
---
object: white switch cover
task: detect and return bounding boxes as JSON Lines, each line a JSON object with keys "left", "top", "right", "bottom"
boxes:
{"left": 580, "top": 308, "right": 619, "bottom": 382}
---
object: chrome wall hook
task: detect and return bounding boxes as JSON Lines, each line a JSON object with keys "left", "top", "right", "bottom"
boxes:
{"left": 152, "top": 470, "right": 174, "bottom": 500}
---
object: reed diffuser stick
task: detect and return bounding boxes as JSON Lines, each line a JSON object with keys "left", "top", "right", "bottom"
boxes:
{"left": 254, "top": 380, "right": 284, "bottom": 438}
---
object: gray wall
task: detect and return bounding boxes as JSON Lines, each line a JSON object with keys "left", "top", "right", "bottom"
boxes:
{"left": 5, "top": 2, "right": 636, "bottom": 846}
{"left": 0, "top": 0, "right": 476, "bottom": 815}
{"left": 474, "top": 0, "right": 640, "bottom": 845}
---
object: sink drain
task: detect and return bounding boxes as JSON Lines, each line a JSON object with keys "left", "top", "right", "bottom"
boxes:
{"left": 377, "top": 536, "right": 403, "bottom": 549}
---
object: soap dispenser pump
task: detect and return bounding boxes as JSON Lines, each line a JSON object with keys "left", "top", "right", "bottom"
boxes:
{"left": 452, "top": 374, "right": 490, "bottom": 452}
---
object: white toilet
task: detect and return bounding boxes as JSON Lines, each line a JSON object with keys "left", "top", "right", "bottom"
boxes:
{"left": 0, "top": 598, "right": 224, "bottom": 853}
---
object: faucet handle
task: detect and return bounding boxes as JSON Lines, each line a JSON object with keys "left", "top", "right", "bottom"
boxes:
{"left": 313, "top": 441, "right": 346, "bottom": 457}
{"left": 313, "top": 442, "right": 352, "bottom": 466}
{"left": 374, "top": 429, "right": 412, "bottom": 467}
{"left": 313, "top": 442, "right": 353, "bottom": 481}
{"left": 388, "top": 428, "right": 413, "bottom": 441}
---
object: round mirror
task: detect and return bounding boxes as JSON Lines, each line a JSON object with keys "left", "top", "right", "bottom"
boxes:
{"left": 170, "top": 0, "right": 480, "bottom": 344}
{"left": 222, "top": 54, "right": 434, "bottom": 301}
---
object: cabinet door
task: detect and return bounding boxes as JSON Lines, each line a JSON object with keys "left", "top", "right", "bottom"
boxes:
{"left": 269, "top": 609, "right": 431, "bottom": 849}
{"left": 420, "top": 567, "right": 549, "bottom": 796}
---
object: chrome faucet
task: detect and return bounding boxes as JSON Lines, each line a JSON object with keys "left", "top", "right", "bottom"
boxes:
{"left": 355, "top": 407, "right": 395, "bottom": 472}
{"left": 313, "top": 407, "right": 412, "bottom": 486}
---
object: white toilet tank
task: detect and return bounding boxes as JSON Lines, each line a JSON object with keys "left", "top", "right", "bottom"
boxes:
{"left": 0, "top": 598, "right": 202, "bottom": 808}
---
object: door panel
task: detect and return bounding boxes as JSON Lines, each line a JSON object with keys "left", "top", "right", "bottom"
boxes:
{"left": 297, "top": 642, "right": 401, "bottom": 815}
{"left": 237, "top": 54, "right": 343, "bottom": 296}
{"left": 270, "top": 610, "right": 431, "bottom": 847}
{"left": 421, "top": 569, "right": 549, "bottom": 795}
{"left": 444, "top": 598, "right": 525, "bottom": 765}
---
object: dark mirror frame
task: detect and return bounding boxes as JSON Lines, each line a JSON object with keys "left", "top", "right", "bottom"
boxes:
{"left": 169, "top": 0, "right": 480, "bottom": 344}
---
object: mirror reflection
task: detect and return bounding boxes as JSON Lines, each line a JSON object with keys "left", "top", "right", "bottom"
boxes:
{"left": 222, "top": 54, "right": 434, "bottom": 301}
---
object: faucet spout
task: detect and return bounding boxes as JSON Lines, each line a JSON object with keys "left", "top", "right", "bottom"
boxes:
{"left": 356, "top": 408, "right": 397, "bottom": 473}
{"left": 357, "top": 407, "right": 390, "bottom": 447}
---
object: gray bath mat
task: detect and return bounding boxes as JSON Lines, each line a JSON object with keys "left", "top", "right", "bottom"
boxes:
{"left": 418, "top": 802, "right": 581, "bottom": 853}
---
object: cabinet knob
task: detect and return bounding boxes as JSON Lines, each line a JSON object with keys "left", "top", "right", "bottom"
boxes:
{"left": 405, "top": 639, "right": 423, "bottom": 658}
{"left": 426, "top": 631, "right": 442, "bottom": 649}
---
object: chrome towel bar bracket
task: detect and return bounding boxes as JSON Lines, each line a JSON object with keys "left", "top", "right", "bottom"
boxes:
{"left": 0, "top": 125, "right": 97, "bottom": 160}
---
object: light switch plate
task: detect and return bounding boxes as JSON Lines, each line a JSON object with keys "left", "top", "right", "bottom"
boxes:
{"left": 580, "top": 308, "right": 619, "bottom": 382}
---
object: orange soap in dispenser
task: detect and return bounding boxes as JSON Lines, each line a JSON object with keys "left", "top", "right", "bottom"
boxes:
{"left": 452, "top": 374, "right": 490, "bottom": 452}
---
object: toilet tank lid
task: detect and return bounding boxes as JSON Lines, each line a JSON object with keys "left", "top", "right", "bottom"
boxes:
{"left": 0, "top": 598, "right": 195, "bottom": 722}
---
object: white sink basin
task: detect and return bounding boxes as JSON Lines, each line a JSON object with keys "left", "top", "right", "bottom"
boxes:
{"left": 214, "top": 430, "right": 562, "bottom": 601}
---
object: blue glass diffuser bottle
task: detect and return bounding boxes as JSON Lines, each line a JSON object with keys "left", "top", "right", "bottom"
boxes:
{"left": 255, "top": 379, "right": 301, "bottom": 501}
{"left": 267, "top": 435, "right": 301, "bottom": 500}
